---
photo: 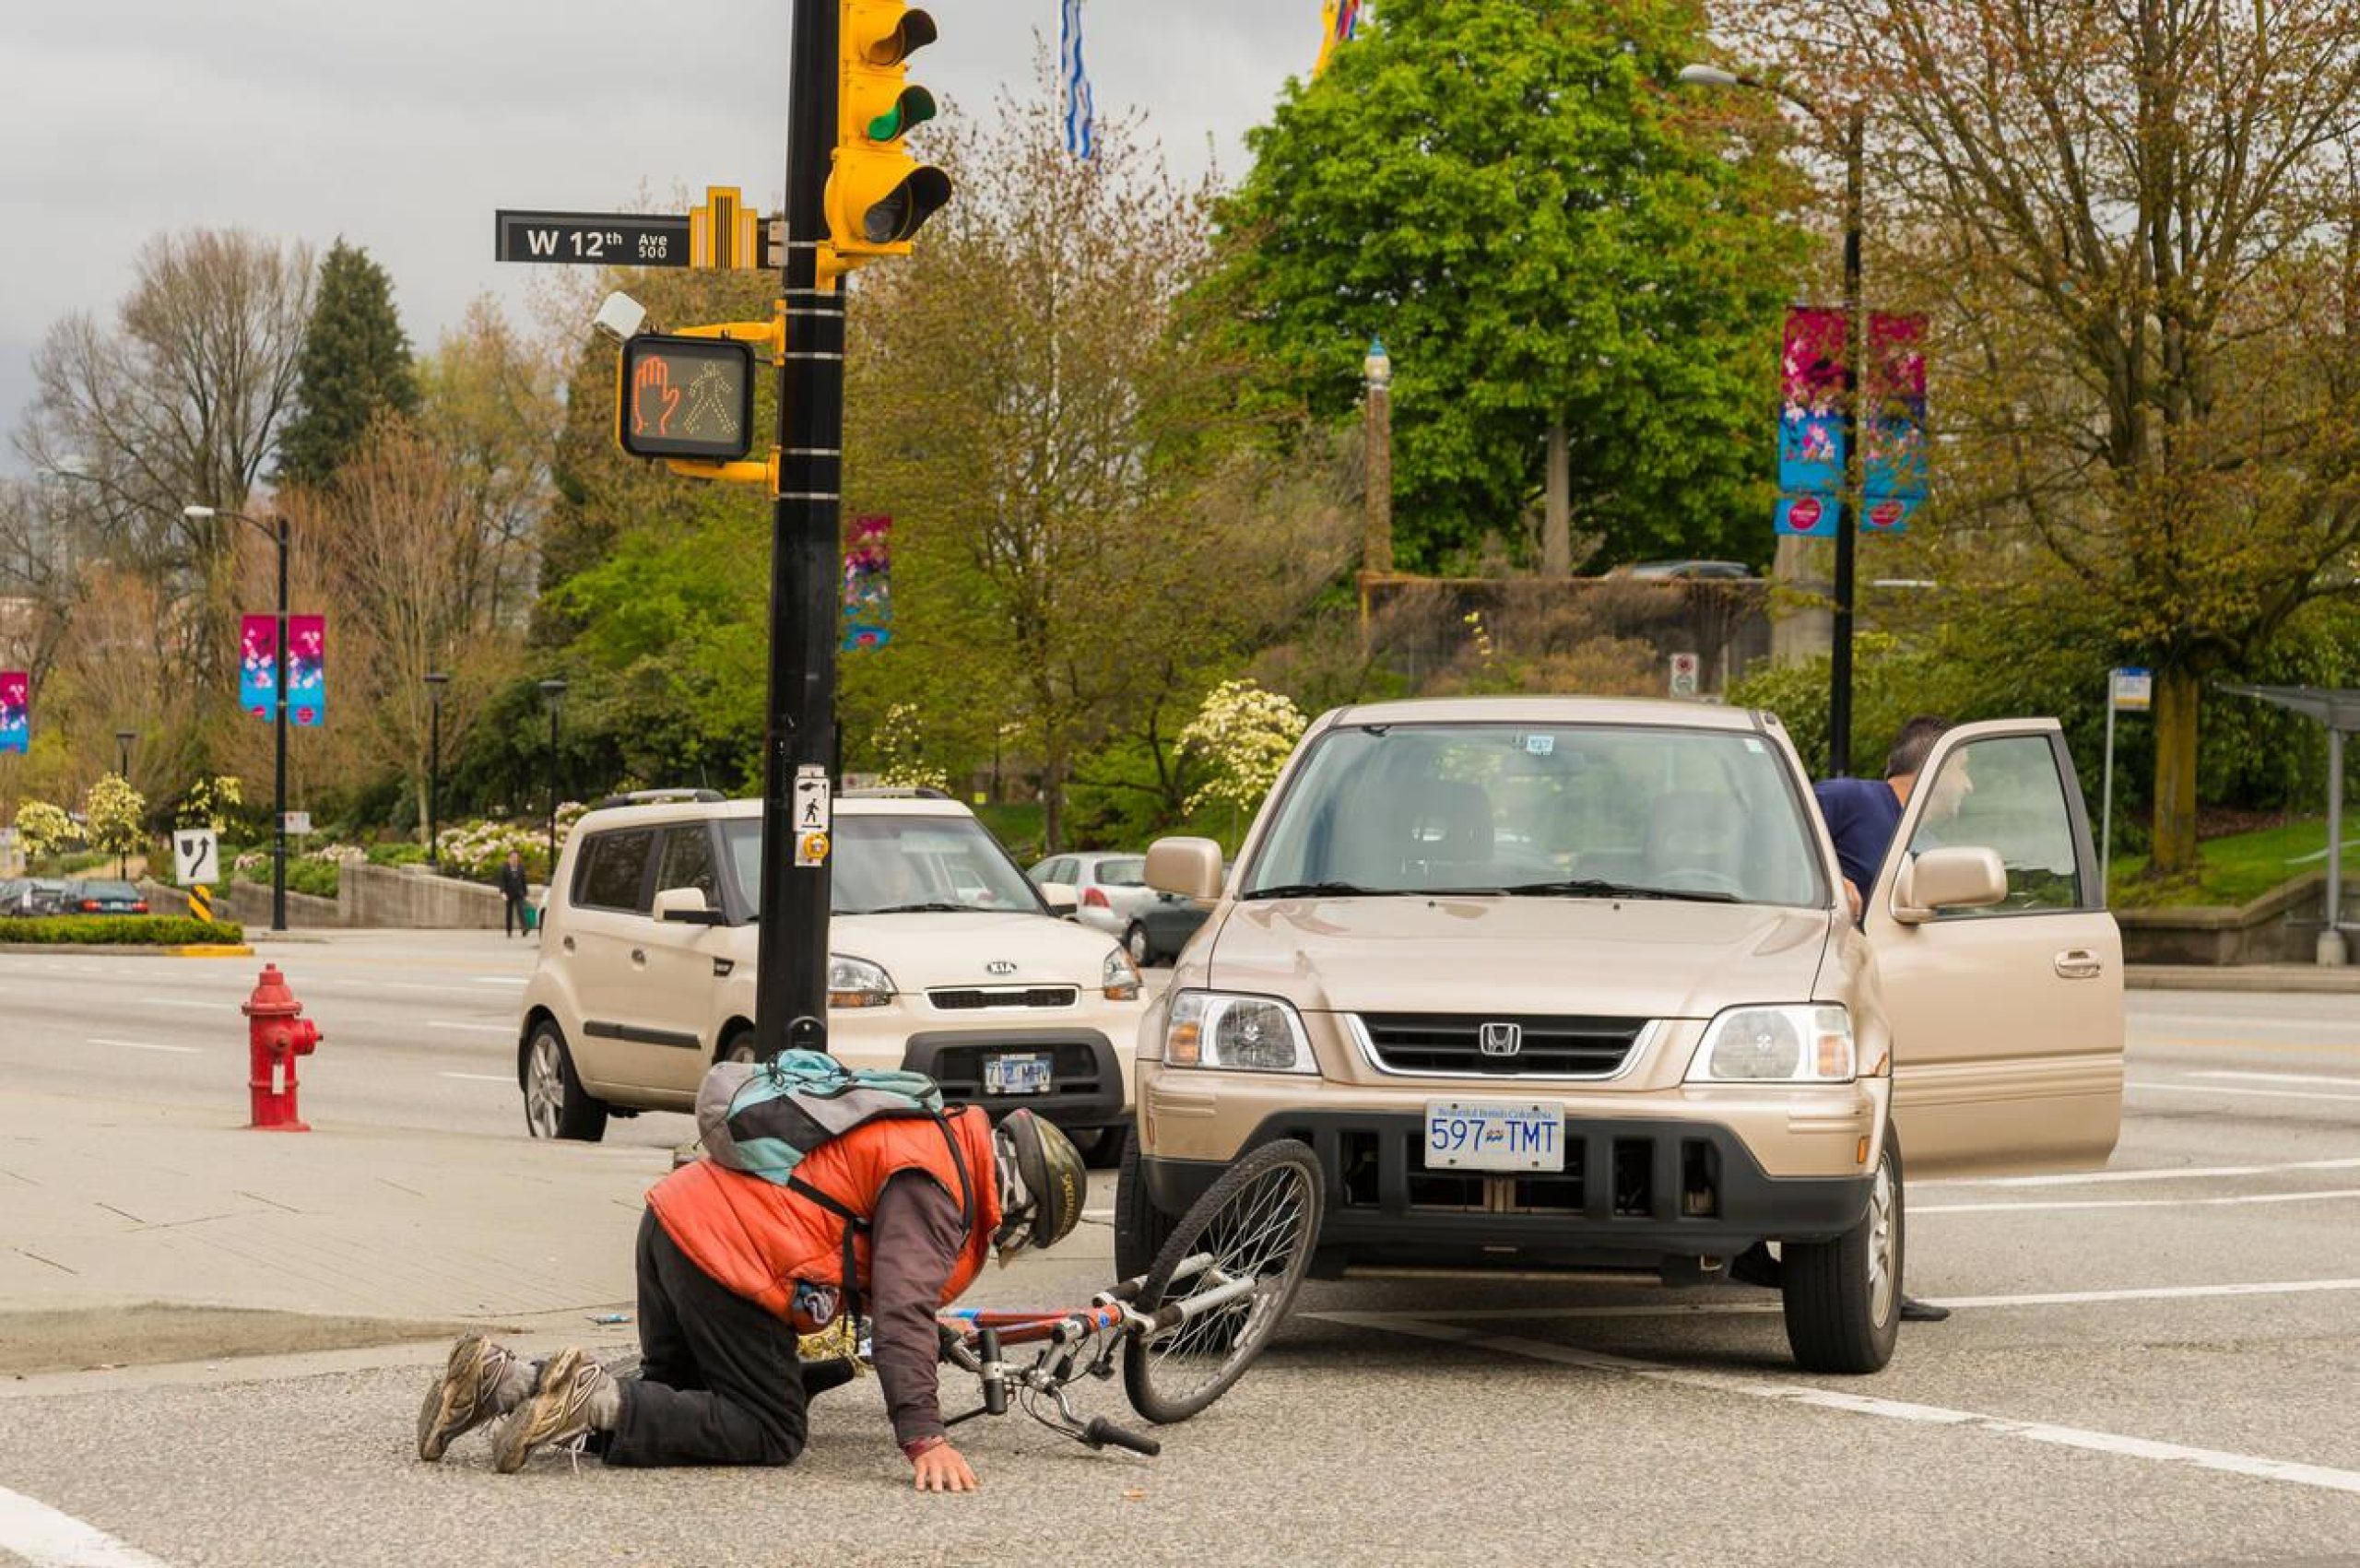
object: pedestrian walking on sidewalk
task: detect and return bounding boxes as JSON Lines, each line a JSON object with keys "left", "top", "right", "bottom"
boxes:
{"left": 416, "top": 1106, "right": 1085, "bottom": 1491}
{"left": 496, "top": 850, "right": 529, "bottom": 938}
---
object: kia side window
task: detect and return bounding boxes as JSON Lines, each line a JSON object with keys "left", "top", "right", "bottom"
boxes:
{"left": 577, "top": 827, "right": 656, "bottom": 913}
{"left": 655, "top": 825, "right": 720, "bottom": 907}
{"left": 1904, "top": 736, "right": 2084, "bottom": 914}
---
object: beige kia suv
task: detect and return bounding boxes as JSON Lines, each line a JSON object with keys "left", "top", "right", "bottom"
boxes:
{"left": 516, "top": 789, "right": 1146, "bottom": 1160}
{"left": 1116, "top": 698, "right": 2124, "bottom": 1372}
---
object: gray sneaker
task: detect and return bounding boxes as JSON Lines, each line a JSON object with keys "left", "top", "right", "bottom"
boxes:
{"left": 490, "top": 1347, "right": 620, "bottom": 1473}
{"left": 417, "top": 1335, "right": 532, "bottom": 1461}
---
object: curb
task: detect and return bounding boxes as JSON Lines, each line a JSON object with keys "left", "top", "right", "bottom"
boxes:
{"left": 0, "top": 943, "right": 254, "bottom": 958}
{"left": 2127, "top": 965, "right": 2360, "bottom": 994}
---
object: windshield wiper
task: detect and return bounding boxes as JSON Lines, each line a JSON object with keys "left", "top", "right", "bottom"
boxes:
{"left": 1493, "top": 878, "right": 1740, "bottom": 904}
{"left": 1241, "top": 880, "right": 1399, "bottom": 901}
{"left": 856, "top": 902, "right": 985, "bottom": 914}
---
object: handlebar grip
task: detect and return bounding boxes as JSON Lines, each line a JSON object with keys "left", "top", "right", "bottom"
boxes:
{"left": 1082, "top": 1416, "right": 1162, "bottom": 1457}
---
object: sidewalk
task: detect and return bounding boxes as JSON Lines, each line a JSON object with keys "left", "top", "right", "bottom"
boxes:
{"left": 2125, "top": 962, "right": 2360, "bottom": 993}
{"left": 0, "top": 1087, "right": 656, "bottom": 1326}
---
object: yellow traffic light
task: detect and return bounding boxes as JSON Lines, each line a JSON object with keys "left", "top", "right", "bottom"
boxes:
{"left": 825, "top": 0, "right": 952, "bottom": 269}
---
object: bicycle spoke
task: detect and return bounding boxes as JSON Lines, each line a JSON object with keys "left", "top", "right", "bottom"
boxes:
{"left": 1148, "top": 1162, "right": 1312, "bottom": 1389}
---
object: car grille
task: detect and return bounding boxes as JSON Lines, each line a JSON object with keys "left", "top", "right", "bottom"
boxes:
{"left": 1356, "top": 1013, "right": 1648, "bottom": 1077}
{"left": 927, "top": 986, "right": 1080, "bottom": 1011}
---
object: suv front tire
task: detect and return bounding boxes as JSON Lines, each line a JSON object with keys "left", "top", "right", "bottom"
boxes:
{"left": 1781, "top": 1126, "right": 1903, "bottom": 1373}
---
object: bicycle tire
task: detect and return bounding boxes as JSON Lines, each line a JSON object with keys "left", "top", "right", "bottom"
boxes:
{"left": 1122, "top": 1138, "right": 1322, "bottom": 1425}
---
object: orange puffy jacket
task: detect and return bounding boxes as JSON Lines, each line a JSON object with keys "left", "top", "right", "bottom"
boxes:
{"left": 647, "top": 1104, "right": 1001, "bottom": 1330}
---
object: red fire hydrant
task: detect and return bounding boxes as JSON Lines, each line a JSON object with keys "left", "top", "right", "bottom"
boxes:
{"left": 242, "top": 964, "right": 321, "bottom": 1131}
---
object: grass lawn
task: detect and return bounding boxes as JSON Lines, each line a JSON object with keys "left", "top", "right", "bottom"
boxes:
{"left": 2109, "top": 816, "right": 2360, "bottom": 909}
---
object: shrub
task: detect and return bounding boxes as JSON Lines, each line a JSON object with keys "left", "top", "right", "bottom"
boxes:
{"left": 367, "top": 842, "right": 430, "bottom": 867}
{"left": 0, "top": 916, "right": 246, "bottom": 946}
{"left": 14, "top": 800, "right": 74, "bottom": 860}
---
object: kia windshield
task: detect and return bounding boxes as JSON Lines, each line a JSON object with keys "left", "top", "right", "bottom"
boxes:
{"left": 1244, "top": 723, "right": 1827, "bottom": 908}
{"left": 723, "top": 815, "right": 1044, "bottom": 916}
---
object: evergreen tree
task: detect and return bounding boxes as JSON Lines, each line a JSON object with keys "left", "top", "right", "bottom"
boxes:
{"left": 276, "top": 240, "right": 419, "bottom": 488}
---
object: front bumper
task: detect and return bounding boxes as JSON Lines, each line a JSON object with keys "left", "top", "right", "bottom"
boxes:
{"left": 1141, "top": 1111, "right": 1874, "bottom": 1267}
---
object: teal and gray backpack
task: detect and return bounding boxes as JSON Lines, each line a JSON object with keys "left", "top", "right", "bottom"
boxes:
{"left": 695, "top": 1049, "right": 948, "bottom": 1185}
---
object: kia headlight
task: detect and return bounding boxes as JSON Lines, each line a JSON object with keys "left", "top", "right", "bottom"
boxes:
{"left": 1686, "top": 1005, "right": 1854, "bottom": 1084}
{"left": 1162, "top": 991, "right": 1316, "bottom": 1074}
{"left": 1103, "top": 947, "right": 1141, "bottom": 1002}
{"left": 827, "top": 954, "right": 895, "bottom": 1009}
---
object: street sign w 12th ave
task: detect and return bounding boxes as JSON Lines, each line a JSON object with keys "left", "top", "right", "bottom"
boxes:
{"left": 496, "top": 211, "right": 691, "bottom": 266}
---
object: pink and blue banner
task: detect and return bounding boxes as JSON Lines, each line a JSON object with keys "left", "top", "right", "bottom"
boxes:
{"left": 843, "top": 515, "right": 893, "bottom": 653}
{"left": 239, "top": 616, "right": 277, "bottom": 718}
{"left": 289, "top": 615, "right": 325, "bottom": 727}
{"left": 1776, "top": 308, "right": 1929, "bottom": 536}
{"left": 0, "top": 671, "right": 27, "bottom": 755}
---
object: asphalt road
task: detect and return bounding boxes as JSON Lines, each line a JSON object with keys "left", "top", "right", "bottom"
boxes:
{"left": 5, "top": 943, "right": 2360, "bottom": 1567}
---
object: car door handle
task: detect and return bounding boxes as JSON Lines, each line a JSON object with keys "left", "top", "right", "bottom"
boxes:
{"left": 2054, "top": 949, "right": 2103, "bottom": 980}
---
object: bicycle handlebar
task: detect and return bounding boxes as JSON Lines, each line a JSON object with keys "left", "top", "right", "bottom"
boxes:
{"left": 1081, "top": 1416, "right": 1162, "bottom": 1457}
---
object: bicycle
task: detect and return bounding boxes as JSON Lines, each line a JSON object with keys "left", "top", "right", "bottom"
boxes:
{"left": 933, "top": 1138, "right": 1322, "bottom": 1458}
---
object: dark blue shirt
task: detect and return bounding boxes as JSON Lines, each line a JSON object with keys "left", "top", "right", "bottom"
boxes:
{"left": 1812, "top": 776, "right": 1904, "bottom": 896}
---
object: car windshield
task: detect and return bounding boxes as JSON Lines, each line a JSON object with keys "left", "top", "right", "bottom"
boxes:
{"left": 722, "top": 815, "right": 1044, "bottom": 917}
{"left": 1244, "top": 722, "right": 1827, "bottom": 908}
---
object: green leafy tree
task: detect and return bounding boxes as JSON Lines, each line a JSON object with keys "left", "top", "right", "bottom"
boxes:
{"left": 276, "top": 240, "right": 419, "bottom": 488}
{"left": 1206, "top": 0, "right": 1800, "bottom": 574}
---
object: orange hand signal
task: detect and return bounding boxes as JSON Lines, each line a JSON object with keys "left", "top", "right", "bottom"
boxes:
{"left": 631, "top": 353, "right": 682, "bottom": 437}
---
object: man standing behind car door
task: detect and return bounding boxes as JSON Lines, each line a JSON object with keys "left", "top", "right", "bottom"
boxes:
{"left": 1801, "top": 713, "right": 1960, "bottom": 1324}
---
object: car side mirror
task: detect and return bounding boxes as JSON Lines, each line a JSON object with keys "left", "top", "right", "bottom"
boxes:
{"left": 1146, "top": 837, "right": 1226, "bottom": 902}
{"left": 1036, "top": 880, "right": 1079, "bottom": 918}
{"left": 654, "top": 886, "right": 723, "bottom": 925}
{"left": 1890, "top": 847, "right": 2008, "bottom": 925}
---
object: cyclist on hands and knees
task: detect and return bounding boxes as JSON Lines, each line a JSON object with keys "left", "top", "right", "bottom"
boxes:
{"left": 417, "top": 1108, "right": 1086, "bottom": 1491}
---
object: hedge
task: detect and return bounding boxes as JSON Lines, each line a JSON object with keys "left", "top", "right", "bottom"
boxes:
{"left": 0, "top": 916, "right": 247, "bottom": 946}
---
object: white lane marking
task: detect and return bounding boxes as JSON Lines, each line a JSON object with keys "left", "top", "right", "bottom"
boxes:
{"left": 0, "top": 1483, "right": 176, "bottom": 1566}
{"left": 2131, "top": 1080, "right": 2360, "bottom": 1106}
{"left": 1929, "top": 1155, "right": 2360, "bottom": 1188}
{"left": 1322, "top": 1276, "right": 2360, "bottom": 1322}
{"left": 2189, "top": 1069, "right": 2360, "bottom": 1089}
{"left": 1319, "top": 1315, "right": 2360, "bottom": 1496}
{"left": 1917, "top": 1186, "right": 2360, "bottom": 1215}
{"left": 426, "top": 1020, "right": 512, "bottom": 1035}
{"left": 474, "top": 975, "right": 528, "bottom": 986}
{"left": 440, "top": 1072, "right": 513, "bottom": 1083}
{"left": 86, "top": 1037, "right": 203, "bottom": 1055}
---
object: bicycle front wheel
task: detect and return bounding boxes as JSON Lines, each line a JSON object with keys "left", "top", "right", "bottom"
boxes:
{"left": 1122, "top": 1138, "right": 1322, "bottom": 1424}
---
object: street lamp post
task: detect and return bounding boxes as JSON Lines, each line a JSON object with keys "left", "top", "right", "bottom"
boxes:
{"left": 183, "top": 504, "right": 290, "bottom": 931}
{"left": 538, "top": 678, "right": 568, "bottom": 881}
{"left": 113, "top": 729, "right": 136, "bottom": 878}
{"left": 1359, "top": 338, "right": 1395, "bottom": 653}
{"left": 424, "top": 672, "right": 450, "bottom": 872}
{"left": 1677, "top": 65, "right": 1870, "bottom": 776}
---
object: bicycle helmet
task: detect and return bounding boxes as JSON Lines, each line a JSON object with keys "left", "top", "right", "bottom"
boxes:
{"left": 991, "top": 1110, "right": 1086, "bottom": 1259}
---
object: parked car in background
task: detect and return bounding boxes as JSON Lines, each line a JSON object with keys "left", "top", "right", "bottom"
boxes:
{"left": 65, "top": 879, "right": 148, "bottom": 915}
{"left": 516, "top": 788, "right": 1147, "bottom": 1163}
{"left": 11, "top": 878, "right": 73, "bottom": 916}
{"left": 1026, "top": 851, "right": 1158, "bottom": 938}
{"left": 1122, "top": 889, "right": 1215, "bottom": 967}
{"left": 1605, "top": 559, "right": 1760, "bottom": 581}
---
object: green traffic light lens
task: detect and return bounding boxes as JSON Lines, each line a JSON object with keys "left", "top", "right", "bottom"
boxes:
{"left": 867, "top": 87, "right": 937, "bottom": 143}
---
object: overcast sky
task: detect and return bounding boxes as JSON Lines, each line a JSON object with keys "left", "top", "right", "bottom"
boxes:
{"left": 0, "top": 0, "right": 1317, "bottom": 467}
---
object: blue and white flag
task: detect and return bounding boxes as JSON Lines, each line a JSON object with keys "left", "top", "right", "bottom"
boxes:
{"left": 1060, "top": 0, "right": 1096, "bottom": 159}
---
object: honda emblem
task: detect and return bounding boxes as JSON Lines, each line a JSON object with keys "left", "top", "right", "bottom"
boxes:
{"left": 1479, "top": 1021, "right": 1522, "bottom": 1057}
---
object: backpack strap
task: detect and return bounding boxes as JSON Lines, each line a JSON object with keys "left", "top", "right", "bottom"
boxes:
{"left": 786, "top": 1174, "right": 868, "bottom": 1327}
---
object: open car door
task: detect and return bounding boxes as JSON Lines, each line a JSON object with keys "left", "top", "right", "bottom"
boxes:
{"left": 1864, "top": 718, "right": 2124, "bottom": 1177}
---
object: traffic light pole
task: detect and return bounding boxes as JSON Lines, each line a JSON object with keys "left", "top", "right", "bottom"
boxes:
{"left": 755, "top": 0, "right": 844, "bottom": 1060}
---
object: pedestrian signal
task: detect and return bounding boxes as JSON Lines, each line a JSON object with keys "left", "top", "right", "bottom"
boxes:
{"left": 616, "top": 335, "right": 756, "bottom": 463}
{"left": 826, "top": 1, "right": 952, "bottom": 267}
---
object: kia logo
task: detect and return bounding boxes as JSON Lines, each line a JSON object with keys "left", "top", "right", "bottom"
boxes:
{"left": 1479, "top": 1021, "right": 1522, "bottom": 1057}
{"left": 986, "top": 961, "right": 1018, "bottom": 976}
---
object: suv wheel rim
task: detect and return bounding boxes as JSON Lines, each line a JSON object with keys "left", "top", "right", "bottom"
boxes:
{"left": 525, "top": 1034, "right": 564, "bottom": 1137}
{"left": 1867, "top": 1151, "right": 1897, "bottom": 1326}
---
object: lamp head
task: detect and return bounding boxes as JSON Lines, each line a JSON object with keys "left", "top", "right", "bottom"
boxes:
{"left": 182, "top": 504, "right": 217, "bottom": 521}
{"left": 1676, "top": 64, "right": 1743, "bottom": 88}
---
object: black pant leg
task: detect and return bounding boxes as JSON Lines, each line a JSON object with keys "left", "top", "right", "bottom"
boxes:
{"left": 602, "top": 1220, "right": 810, "bottom": 1468}
{"left": 630, "top": 1210, "right": 704, "bottom": 1391}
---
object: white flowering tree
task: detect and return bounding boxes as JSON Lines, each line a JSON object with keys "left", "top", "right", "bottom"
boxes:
{"left": 871, "top": 702, "right": 951, "bottom": 795}
{"left": 175, "top": 775, "right": 243, "bottom": 831}
{"left": 14, "top": 800, "right": 75, "bottom": 862}
{"left": 83, "top": 774, "right": 147, "bottom": 861}
{"left": 1179, "top": 680, "right": 1308, "bottom": 822}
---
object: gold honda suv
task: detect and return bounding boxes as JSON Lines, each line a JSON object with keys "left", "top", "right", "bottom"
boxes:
{"left": 1116, "top": 698, "right": 2124, "bottom": 1373}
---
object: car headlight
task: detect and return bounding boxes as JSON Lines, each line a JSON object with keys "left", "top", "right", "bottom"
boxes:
{"left": 1686, "top": 1005, "right": 1854, "bottom": 1084}
{"left": 1162, "top": 991, "right": 1316, "bottom": 1074}
{"left": 1103, "top": 947, "right": 1141, "bottom": 1002}
{"left": 827, "top": 953, "right": 895, "bottom": 1009}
